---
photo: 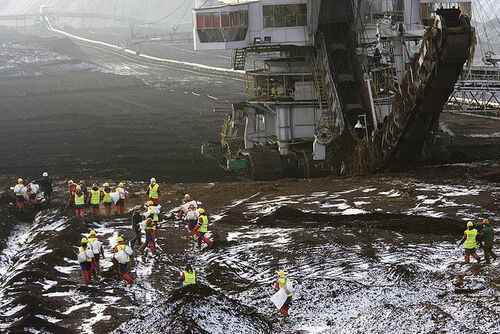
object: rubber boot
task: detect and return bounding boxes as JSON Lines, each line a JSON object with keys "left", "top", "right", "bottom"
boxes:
{"left": 122, "top": 273, "right": 133, "bottom": 284}
{"left": 105, "top": 206, "right": 111, "bottom": 216}
{"left": 120, "top": 205, "right": 125, "bottom": 215}
{"left": 114, "top": 205, "right": 119, "bottom": 215}
{"left": 149, "top": 241, "right": 156, "bottom": 253}
{"left": 465, "top": 254, "right": 470, "bottom": 264}
{"left": 472, "top": 253, "right": 481, "bottom": 263}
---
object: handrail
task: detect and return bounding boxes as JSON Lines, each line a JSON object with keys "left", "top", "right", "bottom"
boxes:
{"left": 314, "top": 32, "right": 344, "bottom": 135}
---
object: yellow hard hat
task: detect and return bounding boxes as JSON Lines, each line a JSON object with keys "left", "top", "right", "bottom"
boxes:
{"left": 17, "top": 178, "right": 23, "bottom": 183}
{"left": 119, "top": 182, "right": 124, "bottom": 186}
{"left": 278, "top": 270, "right": 285, "bottom": 277}
{"left": 147, "top": 200, "right": 154, "bottom": 206}
{"left": 76, "top": 185, "right": 81, "bottom": 190}
{"left": 467, "top": 221, "right": 473, "bottom": 227}
{"left": 104, "top": 182, "right": 109, "bottom": 187}
{"left": 117, "top": 236, "right": 123, "bottom": 242}
{"left": 184, "top": 194, "right": 190, "bottom": 198}
{"left": 68, "top": 180, "right": 74, "bottom": 184}
{"left": 90, "top": 230, "right": 96, "bottom": 235}
{"left": 150, "top": 177, "right": 156, "bottom": 183}
{"left": 149, "top": 210, "right": 156, "bottom": 215}
{"left": 482, "top": 219, "right": 489, "bottom": 224}
{"left": 198, "top": 208, "right": 205, "bottom": 214}
{"left": 81, "top": 237, "right": 88, "bottom": 243}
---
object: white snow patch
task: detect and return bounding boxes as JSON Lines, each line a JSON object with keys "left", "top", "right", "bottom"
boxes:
{"left": 342, "top": 208, "right": 367, "bottom": 215}
{"left": 35, "top": 314, "right": 62, "bottom": 323}
{"left": 379, "top": 190, "right": 401, "bottom": 197}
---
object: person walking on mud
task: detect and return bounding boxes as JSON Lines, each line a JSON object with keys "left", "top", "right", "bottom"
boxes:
{"left": 69, "top": 185, "right": 86, "bottom": 217}
{"left": 113, "top": 237, "right": 134, "bottom": 286}
{"left": 193, "top": 208, "right": 211, "bottom": 249}
{"left": 139, "top": 210, "right": 156, "bottom": 254}
{"left": 479, "top": 219, "right": 497, "bottom": 264}
{"left": 114, "top": 182, "right": 129, "bottom": 215}
{"left": 274, "top": 271, "right": 293, "bottom": 318}
{"left": 88, "top": 183, "right": 101, "bottom": 215}
{"left": 185, "top": 203, "right": 199, "bottom": 234}
{"left": 130, "top": 206, "right": 143, "bottom": 247}
{"left": 79, "top": 180, "right": 88, "bottom": 202}
{"left": 34, "top": 172, "right": 52, "bottom": 205}
{"left": 87, "top": 230, "right": 104, "bottom": 274}
{"left": 457, "top": 221, "right": 481, "bottom": 264}
{"left": 77, "top": 238, "right": 93, "bottom": 285}
{"left": 179, "top": 264, "right": 196, "bottom": 286}
{"left": 13, "top": 178, "right": 26, "bottom": 211}
{"left": 102, "top": 183, "right": 113, "bottom": 216}
{"left": 146, "top": 177, "right": 160, "bottom": 205}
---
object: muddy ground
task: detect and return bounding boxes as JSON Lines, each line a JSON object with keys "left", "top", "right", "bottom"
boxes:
{"left": 0, "top": 26, "right": 499, "bottom": 333}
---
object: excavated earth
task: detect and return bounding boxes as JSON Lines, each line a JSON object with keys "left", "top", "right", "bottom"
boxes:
{"left": 0, "top": 27, "right": 499, "bottom": 333}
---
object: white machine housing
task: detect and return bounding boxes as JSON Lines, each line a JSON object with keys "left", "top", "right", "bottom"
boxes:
{"left": 193, "top": 0, "right": 320, "bottom": 50}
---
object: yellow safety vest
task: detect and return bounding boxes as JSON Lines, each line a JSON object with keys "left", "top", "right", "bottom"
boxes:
{"left": 148, "top": 206, "right": 159, "bottom": 222}
{"left": 183, "top": 270, "right": 196, "bottom": 286}
{"left": 117, "top": 186, "right": 126, "bottom": 199}
{"left": 90, "top": 189, "right": 100, "bottom": 205}
{"left": 87, "top": 236, "right": 97, "bottom": 244}
{"left": 79, "top": 246, "right": 92, "bottom": 262}
{"left": 115, "top": 243, "right": 130, "bottom": 262}
{"left": 464, "top": 229, "right": 478, "bottom": 249}
{"left": 278, "top": 278, "right": 293, "bottom": 297}
{"left": 148, "top": 184, "right": 159, "bottom": 199}
{"left": 199, "top": 215, "right": 208, "bottom": 233}
{"left": 75, "top": 193, "right": 85, "bottom": 205}
{"left": 103, "top": 190, "right": 112, "bottom": 203}
{"left": 145, "top": 218, "right": 155, "bottom": 231}
{"left": 15, "top": 184, "right": 23, "bottom": 196}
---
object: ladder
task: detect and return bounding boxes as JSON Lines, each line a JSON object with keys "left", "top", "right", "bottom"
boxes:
{"left": 231, "top": 49, "right": 247, "bottom": 70}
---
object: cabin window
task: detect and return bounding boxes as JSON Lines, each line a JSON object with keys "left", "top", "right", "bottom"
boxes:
{"left": 197, "top": 10, "right": 249, "bottom": 43}
{"left": 263, "top": 4, "right": 308, "bottom": 28}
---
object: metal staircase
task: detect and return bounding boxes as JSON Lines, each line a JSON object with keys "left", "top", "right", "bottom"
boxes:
{"left": 231, "top": 49, "right": 247, "bottom": 70}
{"left": 312, "top": 33, "right": 344, "bottom": 142}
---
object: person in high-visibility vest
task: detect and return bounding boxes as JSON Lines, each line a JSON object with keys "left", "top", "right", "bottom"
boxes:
{"left": 87, "top": 230, "right": 104, "bottom": 274}
{"left": 146, "top": 178, "right": 160, "bottom": 205}
{"left": 114, "top": 182, "right": 129, "bottom": 215}
{"left": 139, "top": 211, "right": 156, "bottom": 254}
{"left": 180, "top": 264, "right": 196, "bottom": 286}
{"left": 88, "top": 184, "right": 101, "bottom": 215}
{"left": 69, "top": 185, "right": 86, "bottom": 217}
{"left": 146, "top": 201, "right": 159, "bottom": 240}
{"left": 113, "top": 236, "right": 133, "bottom": 285}
{"left": 274, "top": 271, "right": 293, "bottom": 316}
{"left": 13, "top": 178, "right": 25, "bottom": 210}
{"left": 78, "top": 238, "right": 93, "bottom": 285}
{"left": 458, "top": 221, "right": 481, "bottom": 264}
{"left": 102, "top": 183, "right": 113, "bottom": 216}
{"left": 193, "top": 208, "right": 211, "bottom": 249}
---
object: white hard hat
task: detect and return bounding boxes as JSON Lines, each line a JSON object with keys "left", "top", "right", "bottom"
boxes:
{"left": 42, "top": 172, "right": 48, "bottom": 177}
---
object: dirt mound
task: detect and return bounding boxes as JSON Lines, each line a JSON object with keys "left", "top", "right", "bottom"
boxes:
{"left": 255, "top": 206, "right": 465, "bottom": 234}
{"left": 113, "top": 284, "right": 272, "bottom": 334}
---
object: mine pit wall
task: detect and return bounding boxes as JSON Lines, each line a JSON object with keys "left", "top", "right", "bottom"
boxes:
{"left": 327, "top": 12, "right": 474, "bottom": 175}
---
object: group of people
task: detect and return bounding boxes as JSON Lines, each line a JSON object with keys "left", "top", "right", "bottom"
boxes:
{"left": 12, "top": 172, "right": 53, "bottom": 210}
{"left": 76, "top": 183, "right": 215, "bottom": 289}
{"left": 457, "top": 219, "right": 497, "bottom": 264}
{"left": 66, "top": 180, "right": 130, "bottom": 217}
